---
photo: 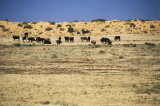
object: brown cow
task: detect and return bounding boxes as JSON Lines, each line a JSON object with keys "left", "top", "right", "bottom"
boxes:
{"left": 91, "top": 40, "right": 96, "bottom": 45}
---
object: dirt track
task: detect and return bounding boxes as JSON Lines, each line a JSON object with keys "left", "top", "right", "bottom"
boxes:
{"left": 0, "top": 35, "right": 160, "bottom": 106}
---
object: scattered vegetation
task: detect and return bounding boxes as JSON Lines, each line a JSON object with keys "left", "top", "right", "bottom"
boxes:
{"left": 49, "top": 21, "right": 56, "bottom": 25}
{"left": 81, "top": 29, "right": 90, "bottom": 34}
{"left": 45, "top": 27, "right": 52, "bottom": 31}
{"left": 24, "top": 25, "right": 33, "bottom": 29}
{"left": 13, "top": 43, "right": 21, "bottom": 47}
{"left": 18, "top": 23, "right": 23, "bottom": 27}
{"left": 2, "top": 28, "right": 9, "bottom": 32}
{"left": 22, "top": 22, "right": 28, "bottom": 25}
{"left": 60, "top": 28, "right": 64, "bottom": 31}
{"left": 99, "top": 50, "right": 105, "bottom": 54}
{"left": 91, "top": 19, "right": 106, "bottom": 22}
{"left": 57, "top": 24, "right": 62, "bottom": 28}
{"left": 150, "top": 25, "right": 155, "bottom": 28}
{"left": 130, "top": 23, "right": 136, "bottom": 28}
{"left": 31, "top": 22, "right": 37, "bottom": 24}
{"left": 145, "top": 42, "right": 155, "bottom": 47}
{"left": 0, "top": 25, "right": 5, "bottom": 29}
{"left": 68, "top": 27, "right": 74, "bottom": 33}
{"left": 101, "top": 28, "right": 106, "bottom": 32}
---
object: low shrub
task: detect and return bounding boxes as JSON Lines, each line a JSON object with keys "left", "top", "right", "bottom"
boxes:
{"left": 145, "top": 42, "right": 155, "bottom": 47}
{"left": 18, "top": 23, "right": 23, "bottom": 27}
{"left": 24, "top": 25, "right": 33, "bottom": 29}
{"left": 150, "top": 25, "right": 155, "bottom": 28}
{"left": 57, "top": 24, "right": 62, "bottom": 28}
{"left": 68, "top": 27, "right": 74, "bottom": 33}
{"left": 45, "top": 27, "right": 52, "bottom": 31}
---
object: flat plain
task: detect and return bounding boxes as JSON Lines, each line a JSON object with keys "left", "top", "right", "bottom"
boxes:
{"left": 0, "top": 34, "right": 160, "bottom": 106}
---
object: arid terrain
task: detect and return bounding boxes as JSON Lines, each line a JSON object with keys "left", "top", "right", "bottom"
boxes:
{"left": 0, "top": 34, "right": 160, "bottom": 106}
{"left": 0, "top": 19, "right": 160, "bottom": 37}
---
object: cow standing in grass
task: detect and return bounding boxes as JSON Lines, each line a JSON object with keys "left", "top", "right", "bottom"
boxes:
{"left": 70, "top": 37, "right": 74, "bottom": 43}
{"left": 100, "top": 37, "right": 112, "bottom": 45}
{"left": 80, "top": 36, "right": 91, "bottom": 42}
{"left": 114, "top": 36, "right": 120, "bottom": 41}
{"left": 64, "top": 36, "right": 69, "bottom": 42}
{"left": 12, "top": 35, "right": 20, "bottom": 41}
{"left": 91, "top": 40, "right": 96, "bottom": 45}
{"left": 43, "top": 38, "right": 51, "bottom": 44}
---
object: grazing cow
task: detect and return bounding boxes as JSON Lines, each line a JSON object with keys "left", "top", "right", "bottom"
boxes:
{"left": 44, "top": 39, "right": 51, "bottom": 44}
{"left": 91, "top": 40, "right": 96, "bottom": 45}
{"left": 36, "top": 37, "right": 44, "bottom": 42}
{"left": 64, "top": 36, "right": 69, "bottom": 42}
{"left": 27, "top": 37, "right": 35, "bottom": 42}
{"left": 24, "top": 33, "right": 28, "bottom": 37}
{"left": 87, "top": 36, "right": 91, "bottom": 42}
{"left": 56, "top": 40, "right": 62, "bottom": 45}
{"left": 114, "top": 36, "right": 120, "bottom": 41}
{"left": 80, "top": 37, "right": 88, "bottom": 41}
{"left": 12, "top": 35, "right": 20, "bottom": 41}
{"left": 81, "top": 36, "right": 90, "bottom": 42}
{"left": 70, "top": 37, "right": 74, "bottom": 42}
{"left": 59, "top": 37, "right": 61, "bottom": 41}
{"left": 100, "top": 37, "right": 112, "bottom": 45}
{"left": 22, "top": 36, "right": 27, "bottom": 42}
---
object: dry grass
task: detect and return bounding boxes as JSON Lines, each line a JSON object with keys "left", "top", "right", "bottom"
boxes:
{"left": 0, "top": 36, "right": 160, "bottom": 106}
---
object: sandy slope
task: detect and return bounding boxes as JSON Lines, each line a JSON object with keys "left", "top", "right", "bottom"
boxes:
{"left": 0, "top": 20, "right": 160, "bottom": 37}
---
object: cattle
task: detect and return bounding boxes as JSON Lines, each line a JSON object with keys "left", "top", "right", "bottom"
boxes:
{"left": 87, "top": 36, "right": 90, "bottom": 42}
{"left": 12, "top": 35, "right": 20, "bottom": 41}
{"left": 59, "top": 37, "right": 61, "bottom": 41}
{"left": 24, "top": 33, "right": 28, "bottom": 37}
{"left": 100, "top": 37, "right": 112, "bottom": 45}
{"left": 80, "top": 37, "right": 87, "bottom": 41}
{"left": 27, "top": 37, "right": 35, "bottom": 42}
{"left": 70, "top": 37, "right": 74, "bottom": 43}
{"left": 64, "top": 36, "right": 69, "bottom": 42}
{"left": 36, "top": 37, "right": 44, "bottom": 42}
{"left": 44, "top": 39, "right": 51, "bottom": 44}
{"left": 81, "top": 36, "right": 90, "bottom": 42}
{"left": 91, "top": 40, "right": 96, "bottom": 45}
{"left": 56, "top": 40, "right": 62, "bottom": 45}
{"left": 114, "top": 36, "right": 120, "bottom": 41}
{"left": 22, "top": 36, "right": 27, "bottom": 42}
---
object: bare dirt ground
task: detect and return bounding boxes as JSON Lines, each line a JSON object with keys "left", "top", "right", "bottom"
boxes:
{"left": 0, "top": 34, "right": 160, "bottom": 106}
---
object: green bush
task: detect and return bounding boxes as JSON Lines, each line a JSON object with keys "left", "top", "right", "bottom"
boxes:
{"left": 3, "top": 28, "right": 9, "bottom": 32}
{"left": 18, "top": 23, "right": 23, "bottom": 27}
{"left": 150, "top": 25, "right": 155, "bottom": 28}
{"left": 101, "top": 28, "right": 106, "bottom": 32}
{"left": 50, "top": 22, "right": 56, "bottom": 25}
{"left": 31, "top": 22, "right": 37, "bottom": 24}
{"left": 22, "top": 22, "right": 28, "bottom": 25}
{"left": 24, "top": 25, "right": 33, "bottom": 29}
{"left": 60, "top": 28, "right": 64, "bottom": 31}
{"left": 45, "top": 27, "right": 52, "bottom": 31}
{"left": 81, "top": 29, "right": 90, "bottom": 34}
{"left": 130, "top": 23, "right": 136, "bottom": 28}
{"left": 145, "top": 42, "right": 155, "bottom": 46}
{"left": 14, "top": 43, "right": 21, "bottom": 47}
{"left": 57, "top": 24, "right": 62, "bottom": 28}
{"left": 0, "top": 25, "right": 5, "bottom": 29}
{"left": 68, "top": 27, "right": 74, "bottom": 33}
{"left": 91, "top": 19, "right": 106, "bottom": 22}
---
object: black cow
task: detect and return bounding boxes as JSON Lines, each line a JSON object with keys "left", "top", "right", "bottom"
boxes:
{"left": 12, "top": 35, "right": 20, "bottom": 41}
{"left": 27, "top": 37, "right": 35, "bottom": 42}
{"left": 64, "top": 36, "right": 69, "bottom": 42}
{"left": 56, "top": 40, "right": 62, "bottom": 45}
{"left": 114, "top": 36, "right": 120, "bottom": 41}
{"left": 70, "top": 37, "right": 74, "bottom": 42}
{"left": 81, "top": 36, "right": 90, "bottom": 42}
{"left": 100, "top": 37, "right": 112, "bottom": 45}
{"left": 87, "top": 36, "right": 90, "bottom": 42}
{"left": 22, "top": 36, "right": 27, "bottom": 42}
{"left": 59, "top": 37, "right": 61, "bottom": 41}
{"left": 44, "top": 39, "right": 51, "bottom": 44}
{"left": 36, "top": 37, "right": 44, "bottom": 42}
{"left": 24, "top": 33, "right": 28, "bottom": 37}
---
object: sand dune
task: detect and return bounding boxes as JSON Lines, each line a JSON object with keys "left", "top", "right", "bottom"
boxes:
{"left": 0, "top": 20, "right": 160, "bottom": 37}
